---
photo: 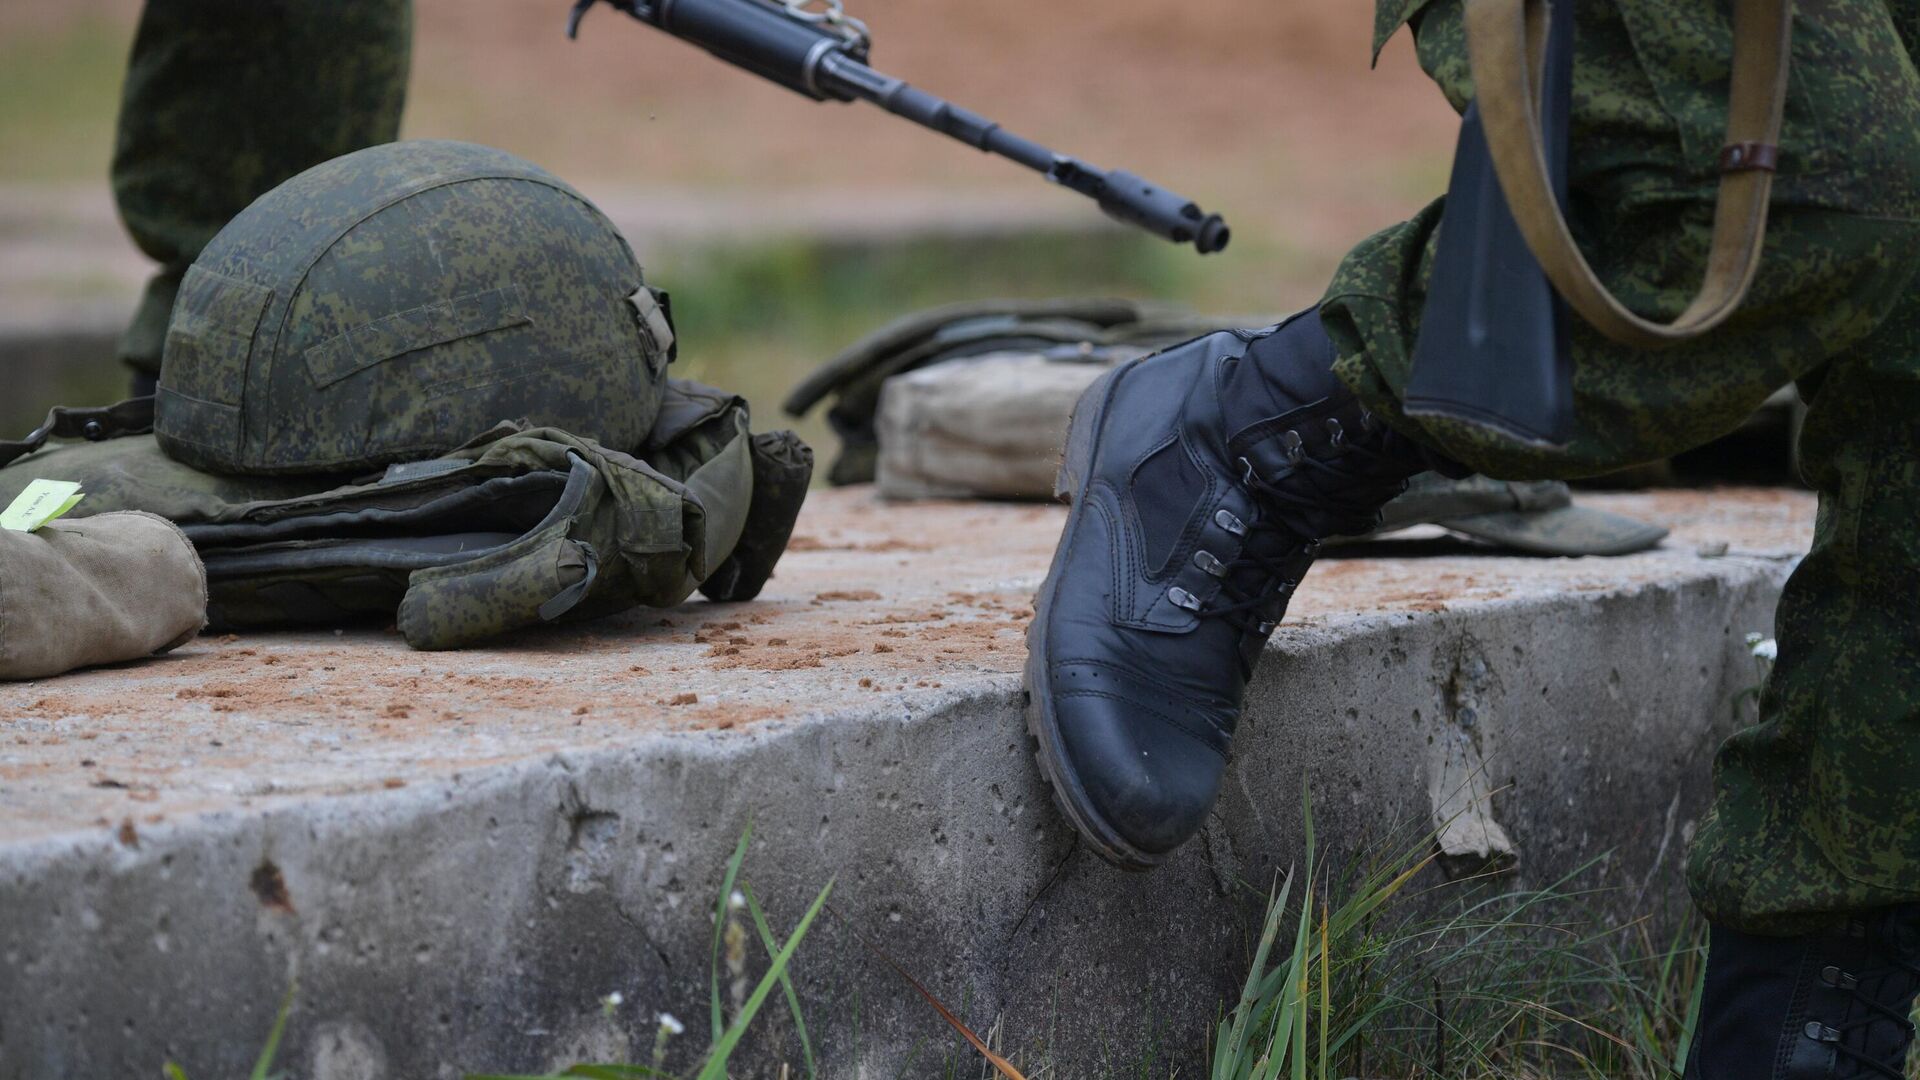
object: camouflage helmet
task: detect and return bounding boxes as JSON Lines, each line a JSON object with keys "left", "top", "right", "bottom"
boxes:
{"left": 155, "top": 140, "right": 675, "bottom": 475}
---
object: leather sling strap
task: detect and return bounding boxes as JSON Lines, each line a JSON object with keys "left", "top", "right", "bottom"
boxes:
{"left": 1465, "top": 0, "right": 1794, "bottom": 349}
{"left": 0, "top": 397, "right": 156, "bottom": 470}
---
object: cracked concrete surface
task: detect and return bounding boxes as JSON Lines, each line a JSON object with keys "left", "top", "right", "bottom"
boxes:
{"left": 0, "top": 486, "right": 1810, "bottom": 1077}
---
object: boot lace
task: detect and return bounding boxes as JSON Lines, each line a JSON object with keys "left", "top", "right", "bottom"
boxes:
{"left": 1810, "top": 956, "right": 1920, "bottom": 1079}
{"left": 1182, "top": 417, "right": 1408, "bottom": 638}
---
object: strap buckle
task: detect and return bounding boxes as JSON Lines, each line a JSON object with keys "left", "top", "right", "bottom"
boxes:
{"left": 1719, "top": 141, "right": 1780, "bottom": 173}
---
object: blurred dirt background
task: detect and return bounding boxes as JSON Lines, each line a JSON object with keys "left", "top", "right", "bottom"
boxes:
{"left": 0, "top": 0, "right": 1458, "bottom": 447}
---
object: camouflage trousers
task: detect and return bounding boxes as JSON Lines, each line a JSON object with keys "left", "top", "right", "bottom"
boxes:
{"left": 1324, "top": 0, "right": 1920, "bottom": 934}
{"left": 113, "top": 0, "right": 413, "bottom": 375}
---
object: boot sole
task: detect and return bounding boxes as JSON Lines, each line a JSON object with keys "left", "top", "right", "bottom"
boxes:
{"left": 1024, "top": 361, "right": 1165, "bottom": 873}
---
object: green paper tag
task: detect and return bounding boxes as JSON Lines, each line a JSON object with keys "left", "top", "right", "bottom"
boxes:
{"left": 0, "top": 480, "right": 84, "bottom": 533}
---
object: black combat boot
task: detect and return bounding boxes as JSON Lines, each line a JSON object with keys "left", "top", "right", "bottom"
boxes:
{"left": 1024, "top": 310, "right": 1460, "bottom": 868}
{"left": 1687, "top": 907, "right": 1920, "bottom": 1080}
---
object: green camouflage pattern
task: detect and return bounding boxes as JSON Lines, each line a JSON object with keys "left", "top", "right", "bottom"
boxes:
{"left": 1687, "top": 287, "right": 1920, "bottom": 935}
{"left": 0, "top": 382, "right": 811, "bottom": 650}
{"left": 157, "top": 139, "right": 672, "bottom": 477}
{"left": 1339, "top": 0, "right": 1920, "bottom": 932}
{"left": 114, "top": 0, "right": 413, "bottom": 375}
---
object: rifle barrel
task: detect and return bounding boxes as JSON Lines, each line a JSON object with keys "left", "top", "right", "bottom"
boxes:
{"left": 576, "top": 0, "right": 1229, "bottom": 253}
{"left": 816, "top": 52, "right": 1229, "bottom": 253}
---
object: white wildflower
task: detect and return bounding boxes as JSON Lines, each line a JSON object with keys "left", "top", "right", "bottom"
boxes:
{"left": 658, "top": 1012, "right": 686, "bottom": 1036}
{"left": 1749, "top": 636, "right": 1778, "bottom": 661}
{"left": 729, "top": 889, "right": 746, "bottom": 911}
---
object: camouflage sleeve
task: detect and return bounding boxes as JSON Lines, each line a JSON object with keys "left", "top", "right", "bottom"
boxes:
{"left": 1326, "top": 0, "right": 1920, "bottom": 481}
{"left": 112, "top": 0, "right": 413, "bottom": 374}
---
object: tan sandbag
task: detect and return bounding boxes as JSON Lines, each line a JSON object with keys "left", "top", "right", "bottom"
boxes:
{"left": 1, "top": 511, "right": 207, "bottom": 680}
{"left": 876, "top": 352, "right": 1119, "bottom": 500}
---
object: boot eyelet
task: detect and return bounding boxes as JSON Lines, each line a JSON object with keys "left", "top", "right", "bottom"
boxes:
{"left": 1302, "top": 539, "right": 1322, "bottom": 557}
{"left": 1168, "top": 587, "right": 1201, "bottom": 612}
{"left": 1805, "top": 1022, "right": 1840, "bottom": 1043}
{"left": 1256, "top": 621, "right": 1276, "bottom": 635}
{"left": 1325, "top": 418, "right": 1346, "bottom": 451}
{"left": 1280, "top": 430, "right": 1306, "bottom": 464}
{"left": 1214, "top": 509, "right": 1247, "bottom": 537}
{"left": 1193, "top": 550, "right": 1227, "bottom": 577}
{"left": 1822, "top": 965, "right": 1859, "bottom": 990}
{"left": 1238, "top": 457, "right": 1259, "bottom": 486}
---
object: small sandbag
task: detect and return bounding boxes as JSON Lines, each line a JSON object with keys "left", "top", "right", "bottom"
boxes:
{"left": 1, "top": 511, "right": 207, "bottom": 680}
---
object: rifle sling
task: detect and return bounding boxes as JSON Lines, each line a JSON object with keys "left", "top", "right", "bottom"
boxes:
{"left": 1466, "top": 0, "right": 1793, "bottom": 349}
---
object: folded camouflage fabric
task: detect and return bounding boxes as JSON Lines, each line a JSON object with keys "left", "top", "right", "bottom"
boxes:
{"left": 785, "top": 297, "right": 1252, "bottom": 485}
{"left": 0, "top": 381, "right": 811, "bottom": 650}
{"left": 1, "top": 512, "right": 205, "bottom": 680}
{"left": 869, "top": 346, "right": 1666, "bottom": 556}
{"left": 1366, "top": 472, "right": 1667, "bottom": 556}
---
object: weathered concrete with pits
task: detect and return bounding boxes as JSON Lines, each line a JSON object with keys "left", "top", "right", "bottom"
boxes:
{"left": 0, "top": 486, "right": 1810, "bottom": 1078}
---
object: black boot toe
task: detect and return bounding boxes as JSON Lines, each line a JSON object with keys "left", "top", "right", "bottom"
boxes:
{"left": 1049, "top": 662, "right": 1229, "bottom": 862}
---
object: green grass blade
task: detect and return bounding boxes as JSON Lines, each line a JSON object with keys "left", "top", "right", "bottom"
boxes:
{"left": 892, "top": 1035, "right": 926, "bottom": 1080}
{"left": 1317, "top": 907, "right": 1329, "bottom": 1080}
{"left": 162, "top": 1064, "right": 191, "bottom": 1080}
{"left": 1216, "top": 872, "right": 1294, "bottom": 1077}
{"left": 1289, "top": 895, "right": 1311, "bottom": 1080}
{"left": 695, "top": 878, "right": 833, "bottom": 1080}
{"left": 1216, "top": 904, "right": 1280, "bottom": 1072}
{"left": 249, "top": 981, "right": 296, "bottom": 1080}
{"left": 710, "top": 826, "right": 753, "bottom": 1043}
{"left": 564, "top": 1066, "right": 675, "bottom": 1079}
{"left": 1671, "top": 941, "right": 1708, "bottom": 1076}
{"left": 744, "top": 882, "right": 818, "bottom": 1080}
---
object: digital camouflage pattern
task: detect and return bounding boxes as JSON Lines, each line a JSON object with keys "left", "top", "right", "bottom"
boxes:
{"left": 114, "top": 0, "right": 413, "bottom": 376}
{"left": 0, "top": 381, "right": 811, "bottom": 651}
{"left": 1335, "top": 0, "right": 1920, "bottom": 933}
{"left": 156, "top": 139, "right": 674, "bottom": 477}
{"left": 1688, "top": 289, "right": 1920, "bottom": 934}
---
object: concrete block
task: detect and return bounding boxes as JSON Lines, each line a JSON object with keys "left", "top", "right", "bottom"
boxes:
{"left": 0, "top": 488, "right": 1810, "bottom": 1077}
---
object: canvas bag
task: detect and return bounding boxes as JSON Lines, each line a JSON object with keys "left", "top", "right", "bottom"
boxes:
{"left": 0, "top": 511, "right": 207, "bottom": 680}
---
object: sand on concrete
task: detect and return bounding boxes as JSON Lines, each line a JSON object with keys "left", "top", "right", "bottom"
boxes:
{"left": 0, "top": 485, "right": 1812, "bottom": 846}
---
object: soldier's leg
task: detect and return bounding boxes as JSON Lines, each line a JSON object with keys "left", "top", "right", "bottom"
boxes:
{"left": 1318, "top": 5, "right": 1920, "bottom": 1076}
{"left": 1028, "top": 0, "right": 1920, "bottom": 1070}
{"left": 112, "top": 0, "right": 412, "bottom": 384}
{"left": 1688, "top": 298, "right": 1920, "bottom": 931}
{"left": 1674, "top": 300, "right": 1920, "bottom": 1079}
